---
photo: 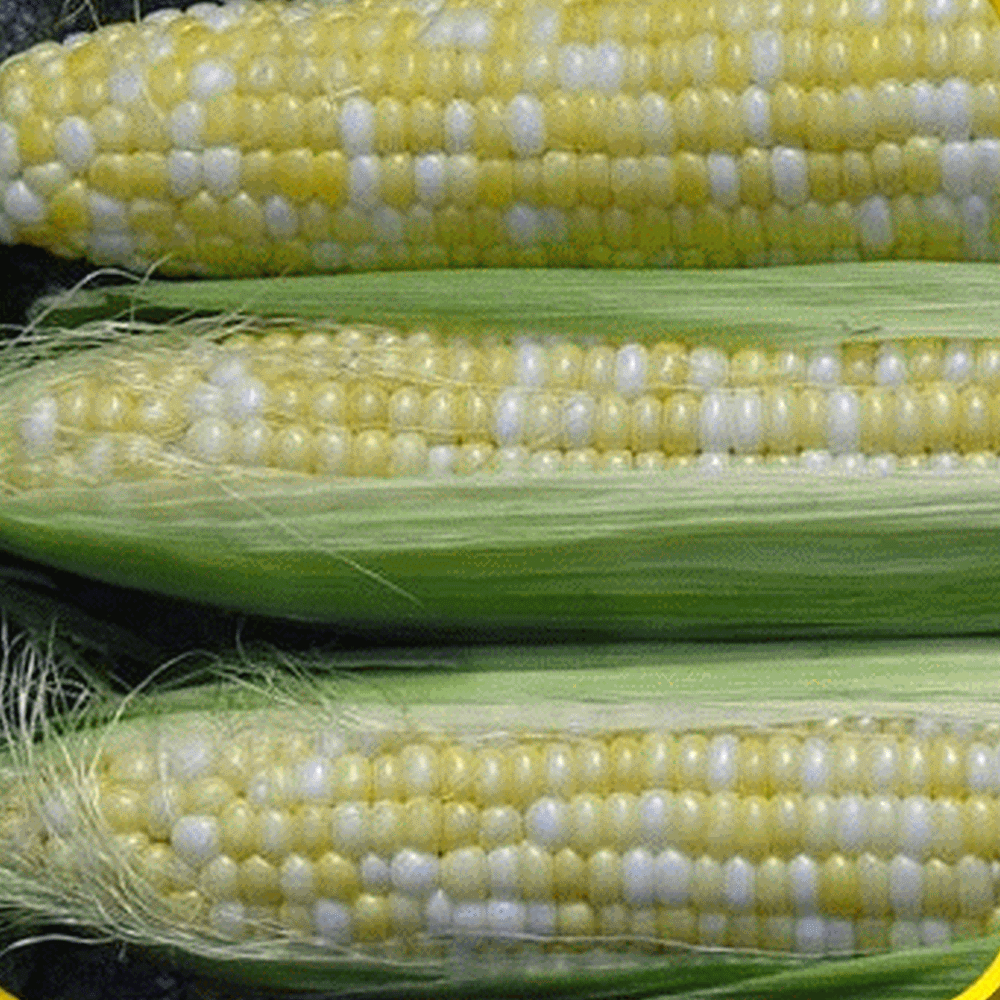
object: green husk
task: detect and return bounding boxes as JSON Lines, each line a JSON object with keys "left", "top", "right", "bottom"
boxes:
{"left": 3, "top": 633, "right": 1000, "bottom": 999}
{"left": 38, "top": 262, "right": 1000, "bottom": 347}
{"left": 5, "top": 262, "right": 1000, "bottom": 637}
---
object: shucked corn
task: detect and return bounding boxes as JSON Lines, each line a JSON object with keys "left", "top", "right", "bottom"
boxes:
{"left": 6, "top": 322, "right": 1000, "bottom": 486}
{"left": 10, "top": 702, "right": 1000, "bottom": 957}
{"left": 2, "top": 0, "right": 1000, "bottom": 273}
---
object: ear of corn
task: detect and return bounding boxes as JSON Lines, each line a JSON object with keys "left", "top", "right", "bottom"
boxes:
{"left": 3, "top": 264, "right": 1000, "bottom": 636}
{"left": 3, "top": 632, "right": 1000, "bottom": 998}
{"left": 2, "top": 0, "right": 1000, "bottom": 274}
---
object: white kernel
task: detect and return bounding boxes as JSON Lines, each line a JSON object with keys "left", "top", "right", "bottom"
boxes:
{"left": 924, "top": 0, "right": 955, "bottom": 22}
{"left": 593, "top": 41, "right": 625, "bottom": 94}
{"left": 920, "top": 919, "right": 950, "bottom": 947}
{"left": 741, "top": 86, "right": 772, "bottom": 146}
{"left": 730, "top": 390, "right": 763, "bottom": 455}
{"left": 184, "top": 417, "right": 233, "bottom": 464}
{"left": 340, "top": 97, "right": 375, "bottom": 157}
{"left": 421, "top": 11, "right": 456, "bottom": 46}
{"left": 857, "top": 196, "right": 894, "bottom": 253}
{"left": 898, "top": 797, "right": 933, "bottom": 859}
{"left": 723, "top": 857, "right": 756, "bottom": 912}
{"left": 699, "top": 391, "right": 730, "bottom": 453}
{"left": 867, "top": 454, "right": 897, "bottom": 476}
{"left": 941, "top": 142, "right": 974, "bottom": 199}
{"left": 874, "top": 345, "right": 907, "bottom": 386}
{"left": 264, "top": 195, "right": 298, "bottom": 239}
{"left": 514, "top": 341, "right": 548, "bottom": 388}
{"left": 788, "top": 855, "right": 818, "bottom": 915}
{"left": 360, "top": 853, "right": 390, "bottom": 893}
{"left": 795, "top": 916, "right": 826, "bottom": 954}
{"left": 800, "top": 739, "right": 831, "bottom": 793}
{"left": 806, "top": 349, "right": 841, "bottom": 385}
{"left": 654, "top": 849, "right": 692, "bottom": 907}
{"left": 454, "top": 10, "right": 493, "bottom": 49}
{"left": 639, "top": 93, "right": 674, "bottom": 153}
{"left": 487, "top": 845, "right": 520, "bottom": 897}
{"left": 493, "top": 445, "right": 528, "bottom": 475}
{"left": 295, "top": 757, "right": 331, "bottom": 802}
{"left": 190, "top": 60, "right": 236, "bottom": 101}
{"left": 506, "top": 94, "right": 546, "bottom": 157}
{"left": 750, "top": 29, "right": 783, "bottom": 88}
{"left": 527, "top": 7, "right": 560, "bottom": 47}
{"left": 526, "top": 902, "right": 557, "bottom": 935}
{"left": 799, "top": 449, "right": 832, "bottom": 473}
{"left": 525, "top": 796, "right": 569, "bottom": 850}
{"left": 453, "top": 902, "right": 487, "bottom": 933}
{"left": 170, "top": 815, "right": 220, "bottom": 866}
{"left": 313, "top": 899, "right": 352, "bottom": 943}
{"left": 687, "top": 347, "right": 728, "bottom": 387}
{"left": 493, "top": 389, "right": 526, "bottom": 446}
{"left": 622, "top": 848, "right": 655, "bottom": 906}
{"left": 391, "top": 849, "right": 439, "bottom": 897}
{"left": 169, "top": 101, "right": 206, "bottom": 150}
{"left": 858, "top": 0, "right": 888, "bottom": 22}
{"left": 559, "top": 43, "right": 594, "bottom": 92}
{"left": 202, "top": 146, "right": 241, "bottom": 200}
{"left": 89, "top": 193, "right": 127, "bottom": 231}
{"left": 3, "top": 180, "right": 46, "bottom": 226}
{"left": 108, "top": 68, "right": 144, "bottom": 105}
{"left": 827, "top": 389, "right": 860, "bottom": 455}
{"left": 706, "top": 735, "right": 739, "bottom": 792}
{"left": 444, "top": 100, "right": 475, "bottom": 153}
{"left": 167, "top": 150, "right": 203, "bottom": 199}
{"left": 960, "top": 196, "right": 990, "bottom": 259}
{"left": 53, "top": 116, "right": 94, "bottom": 174}
{"left": 699, "top": 452, "right": 729, "bottom": 475}
{"left": 938, "top": 78, "right": 970, "bottom": 142}
{"left": 224, "top": 378, "right": 269, "bottom": 423}
{"left": 487, "top": 900, "right": 526, "bottom": 935}
{"left": 412, "top": 154, "right": 447, "bottom": 206}
{"left": 506, "top": 204, "right": 541, "bottom": 246}
{"left": 425, "top": 890, "right": 452, "bottom": 934}
{"left": 561, "top": 393, "right": 595, "bottom": 449}
{"left": 330, "top": 803, "right": 368, "bottom": 859}
{"left": 909, "top": 81, "right": 940, "bottom": 135}
{"left": 888, "top": 855, "right": 922, "bottom": 918}
{"left": 772, "top": 147, "right": 808, "bottom": 207}
{"left": 160, "top": 730, "right": 214, "bottom": 780}
{"left": 942, "top": 340, "right": 974, "bottom": 383}
{"left": 427, "top": 444, "right": 456, "bottom": 475}
{"left": 708, "top": 153, "right": 739, "bottom": 209}
{"left": 835, "top": 796, "right": 866, "bottom": 853}
{"left": 20, "top": 397, "right": 57, "bottom": 454}
{"left": 614, "top": 344, "right": 648, "bottom": 399}
{"left": 966, "top": 742, "right": 995, "bottom": 793}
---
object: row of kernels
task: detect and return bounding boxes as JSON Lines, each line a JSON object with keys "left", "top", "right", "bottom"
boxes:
{"left": 132, "top": 788, "right": 1000, "bottom": 874}
{"left": 166, "top": 832, "right": 998, "bottom": 925}
{"left": 652, "top": 731, "right": 997, "bottom": 798}
{"left": 530, "top": 790, "right": 1000, "bottom": 862}
{"left": 204, "top": 892, "right": 986, "bottom": 951}
{"left": 14, "top": 192, "right": 997, "bottom": 272}
{"left": 7, "top": 32, "right": 1000, "bottom": 151}
{"left": 83, "top": 726, "right": 1000, "bottom": 803}
{"left": 22, "top": 139, "right": 1000, "bottom": 224}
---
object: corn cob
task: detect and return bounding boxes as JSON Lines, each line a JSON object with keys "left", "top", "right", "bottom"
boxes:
{"left": 3, "top": 264, "right": 1000, "bottom": 634}
{"left": 3, "top": 635, "right": 1000, "bottom": 998}
{"left": 3, "top": 0, "right": 1000, "bottom": 274}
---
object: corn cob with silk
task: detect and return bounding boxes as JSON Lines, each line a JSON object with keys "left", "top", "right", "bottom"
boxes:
{"left": 2, "top": 636, "right": 1000, "bottom": 998}
{"left": 2, "top": 264, "right": 1000, "bottom": 635}
{"left": 3, "top": 0, "right": 1000, "bottom": 273}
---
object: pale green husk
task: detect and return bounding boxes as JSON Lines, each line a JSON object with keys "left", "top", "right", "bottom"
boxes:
{"left": 38, "top": 262, "right": 1000, "bottom": 347}
{"left": 2, "top": 632, "right": 1000, "bottom": 998}
{"left": 4, "top": 263, "right": 1000, "bottom": 636}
